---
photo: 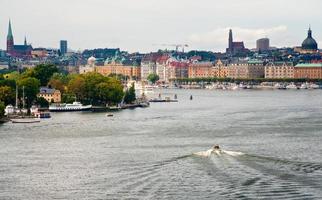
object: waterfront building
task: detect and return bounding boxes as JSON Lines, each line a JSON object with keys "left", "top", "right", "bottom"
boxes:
{"left": 168, "top": 59, "right": 189, "bottom": 80}
{"left": 38, "top": 87, "right": 61, "bottom": 103}
{"left": 294, "top": 63, "right": 322, "bottom": 79}
{"left": 6, "top": 20, "right": 33, "bottom": 59}
{"left": 256, "top": 38, "right": 270, "bottom": 51}
{"left": 188, "top": 62, "right": 213, "bottom": 78}
{"left": 226, "top": 29, "right": 248, "bottom": 56}
{"left": 140, "top": 53, "right": 161, "bottom": 81}
{"left": 212, "top": 60, "right": 229, "bottom": 78}
{"left": 265, "top": 62, "right": 294, "bottom": 79}
{"left": 60, "top": 40, "right": 68, "bottom": 56}
{"left": 156, "top": 55, "right": 170, "bottom": 82}
{"left": 228, "top": 60, "right": 265, "bottom": 79}
{"left": 294, "top": 27, "right": 319, "bottom": 54}
{"left": 96, "top": 63, "right": 141, "bottom": 79}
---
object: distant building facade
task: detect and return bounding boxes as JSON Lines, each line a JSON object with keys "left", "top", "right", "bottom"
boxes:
{"left": 38, "top": 87, "right": 61, "bottom": 103}
{"left": 265, "top": 62, "right": 294, "bottom": 79}
{"left": 60, "top": 40, "right": 68, "bottom": 56}
{"left": 256, "top": 38, "right": 270, "bottom": 51}
{"left": 212, "top": 60, "right": 229, "bottom": 78}
{"left": 188, "top": 62, "right": 213, "bottom": 78}
{"left": 294, "top": 63, "right": 322, "bottom": 79}
{"left": 156, "top": 55, "right": 170, "bottom": 82}
{"left": 228, "top": 60, "right": 265, "bottom": 79}
{"left": 168, "top": 60, "right": 189, "bottom": 80}
{"left": 96, "top": 63, "right": 141, "bottom": 79}
{"left": 140, "top": 53, "right": 160, "bottom": 81}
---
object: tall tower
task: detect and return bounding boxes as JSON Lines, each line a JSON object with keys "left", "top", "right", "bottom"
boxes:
{"left": 228, "top": 29, "right": 233, "bottom": 54}
{"left": 24, "top": 36, "right": 27, "bottom": 46}
{"left": 60, "top": 40, "right": 68, "bottom": 56}
{"left": 7, "top": 20, "right": 14, "bottom": 53}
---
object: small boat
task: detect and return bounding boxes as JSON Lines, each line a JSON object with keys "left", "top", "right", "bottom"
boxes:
{"left": 34, "top": 111, "right": 51, "bottom": 119}
{"left": 4, "top": 105, "right": 15, "bottom": 116}
{"left": 106, "top": 113, "right": 114, "bottom": 117}
{"left": 286, "top": 83, "right": 298, "bottom": 90}
{"left": 300, "top": 83, "right": 308, "bottom": 89}
{"left": 11, "top": 118, "right": 41, "bottom": 123}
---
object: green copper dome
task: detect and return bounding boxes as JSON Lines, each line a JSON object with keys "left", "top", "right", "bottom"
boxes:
{"left": 302, "top": 28, "right": 318, "bottom": 50}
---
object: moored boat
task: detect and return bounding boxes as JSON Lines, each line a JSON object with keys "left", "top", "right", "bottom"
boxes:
{"left": 49, "top": 102, "right": 92, "bottom": 112}
{"left": 11, "top": 118, "right": 41, "bottom": 123}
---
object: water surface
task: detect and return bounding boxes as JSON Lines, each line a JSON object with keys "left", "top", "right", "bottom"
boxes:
{"left": 1, "top": 89, "right": 322, "bottom": 199}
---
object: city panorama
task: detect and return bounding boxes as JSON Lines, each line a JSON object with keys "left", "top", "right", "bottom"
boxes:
{"left": 1, "top": 0, "right": 322, "bottom": 199}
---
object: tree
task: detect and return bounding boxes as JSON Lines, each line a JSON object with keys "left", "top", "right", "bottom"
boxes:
{"left": 67, "top": 73, "right": 124, "bottom": 106}
{"left": 17, "top": 77, "right": 40, "bottom": 108}
{"left": 35, "top": 97, "right": 49, "bottom": 108}
{"left": 68, "top": 76, "right": 85, "bottom": 101}
{"left": 0, "top": 86, "right": 15, "bottom": 106}
{"left": 124, "top": 83, "right": 136, "bottom": 104}
{"left": 33, "top": 64, "right": 59, "bottom": 86}
{"left": 48, "top": 79, "right": 65, "bottom": 94}
{"left": 0, "top": 101, "right": 5, "bottom": 118}
{"left": 96, "top": 79, "right": 124, "bottom": 105}
{"left": 147, "top": 73, "right": 159, "bottom": 84}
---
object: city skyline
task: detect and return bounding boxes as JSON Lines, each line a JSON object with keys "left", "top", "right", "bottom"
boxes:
{"left": 1, "top": 0, "right": 322, "bottom": 53}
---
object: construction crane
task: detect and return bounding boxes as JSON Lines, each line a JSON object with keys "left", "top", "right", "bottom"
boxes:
{"left": 152, "top": 44, "right": 189, "bottom": 53}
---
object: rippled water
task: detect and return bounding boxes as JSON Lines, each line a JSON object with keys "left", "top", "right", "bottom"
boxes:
{"left": 1, "top": 89, "right": 322, "bottom": 199}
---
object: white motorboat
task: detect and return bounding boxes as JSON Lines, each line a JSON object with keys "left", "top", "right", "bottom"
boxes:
{"left": 286, "top": 83, "right": 298, "bottom": 89}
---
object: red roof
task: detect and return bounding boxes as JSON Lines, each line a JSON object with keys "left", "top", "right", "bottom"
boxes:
{"left": 169, "top": 61, "right": 189, "bottom": 68}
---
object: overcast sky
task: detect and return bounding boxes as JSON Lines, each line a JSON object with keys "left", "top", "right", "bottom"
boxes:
{"left": 0, "top": 0, "right": 321, "bottom": 53}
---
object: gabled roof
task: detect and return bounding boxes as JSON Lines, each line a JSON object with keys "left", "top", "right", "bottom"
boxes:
{"left": 39, "top": 87, "right": 59, "bottom": 94}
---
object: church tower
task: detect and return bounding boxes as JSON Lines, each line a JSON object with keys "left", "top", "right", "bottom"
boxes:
{"left": 7, "top": 20, "right": 14, "bottom": 53}
{"left": 227, "top": 29, "right": 233, "bottom": 55}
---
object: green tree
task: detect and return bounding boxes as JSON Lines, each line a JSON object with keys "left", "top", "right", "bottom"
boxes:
{"left": 147, "top": 73, "right": 159, "bottom": 84}
{"left": 0, "top": 101, "right": 5, "bottom": 118}
{"left": 33, "top": 64, "right": 59, "bottom": 86}
{"left": 35, "top": 97, "right": 49, "bottom": 108}
{"left": 68, "top": 76, "right": 86, "bottom": 101}
{"left": 62, "top": 93, "right": 76, "bottom": 104}
{"left": 0, "top": 86, "right": 15, "bottom": 106}
{"left": 124, "top": 83, "right": 136, "bottom": 104}
{"left": 96, "top": 79, "right": 124, "bottom": 105}
{"left": 17, "top": 77, "right": 40, "bottom": 108}
{"left": 67, "top": 73, "right": 124, "bottom": 106}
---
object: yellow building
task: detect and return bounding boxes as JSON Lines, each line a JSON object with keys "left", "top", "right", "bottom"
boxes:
{"left": 96, "top": 63, "right": 141, "bottom": 79}
{"left": 228, "top": 60, "right": 265, "bottom": 79}
{"left": 212, "top": 60, "right": 229, "bottom": 78}
{"left": 265, "top": 62, "right": 294, "bottom": 79}
{"left": 38, "top": 87, "right": 61, "bottom": 103}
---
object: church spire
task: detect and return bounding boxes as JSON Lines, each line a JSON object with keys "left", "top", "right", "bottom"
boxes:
{"left": 24, "top": 36, "right": 27, "bottom": 45}
{"left": 7, "top": 19, "right": 14, "bottom": 40}
{"left": 308, "top": 25, "right": 312, "bottom": 38}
